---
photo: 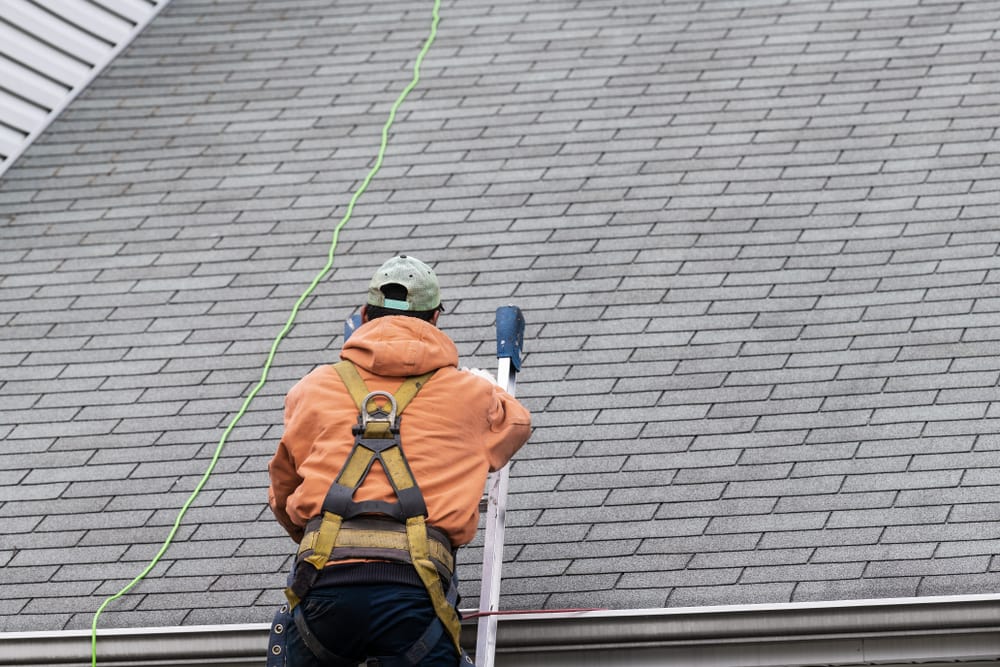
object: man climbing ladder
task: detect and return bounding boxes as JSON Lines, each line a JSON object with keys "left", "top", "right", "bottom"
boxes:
{"left": 267, "top": 255, "right": 532, "bottom": 666}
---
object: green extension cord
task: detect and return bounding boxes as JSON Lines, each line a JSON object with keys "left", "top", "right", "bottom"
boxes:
{"left": 89, "top": 1, "right": 442, "bottom": 664}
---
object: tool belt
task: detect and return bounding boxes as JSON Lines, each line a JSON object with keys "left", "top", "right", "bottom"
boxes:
{"left": 282, "top": 360, "right": 467, "bottom": 665}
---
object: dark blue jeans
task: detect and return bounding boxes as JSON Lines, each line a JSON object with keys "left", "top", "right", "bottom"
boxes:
{"left": 287, "top": 583, "right": 459, "bottom": 666}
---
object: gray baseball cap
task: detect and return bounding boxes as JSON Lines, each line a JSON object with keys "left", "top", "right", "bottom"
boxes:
{"left": 367, "top": 255, "right": 442, "bottom": 312}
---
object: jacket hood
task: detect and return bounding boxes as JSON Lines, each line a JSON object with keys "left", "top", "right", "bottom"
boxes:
{"left": 341, "top": 315, "right": 459, "bottom": 376}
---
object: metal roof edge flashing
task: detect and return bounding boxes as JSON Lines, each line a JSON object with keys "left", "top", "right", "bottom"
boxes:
{"left": 3, "top": 593, "right": 1000, "bottom": 666}
{"left": 463, "top": 593, "right": 1000, "bottom": 665}
{"left": 468, "top": 591, "right": 1000, "bottom": 643}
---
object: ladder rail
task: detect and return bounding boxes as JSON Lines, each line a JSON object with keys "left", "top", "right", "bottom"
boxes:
{"left": 476, "top": 305, "right": 524, "bottom": 667}
{"left": 475, "top": 361, "right": 515, "bottom": 667}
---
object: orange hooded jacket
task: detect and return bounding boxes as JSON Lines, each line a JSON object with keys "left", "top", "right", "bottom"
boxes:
{"left": 268, "top": 315, "right": 532, "bottom": 548}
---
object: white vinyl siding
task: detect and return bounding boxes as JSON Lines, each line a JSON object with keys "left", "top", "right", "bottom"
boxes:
{"left": 0, "top": 0, "right": 170, "bottom": 176}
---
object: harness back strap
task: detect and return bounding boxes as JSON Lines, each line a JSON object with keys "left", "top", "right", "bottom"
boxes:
{"left": 286, "top": 361, "right": 464, "bottom": 654}
{"left": 332, "top": 361, "right": 464, "bottom": 654}
{"left": 335, "top": 360, "right": 432, "bottom": 432}
{"left": 295, "top": 362, "right": 434, "bottom": 579}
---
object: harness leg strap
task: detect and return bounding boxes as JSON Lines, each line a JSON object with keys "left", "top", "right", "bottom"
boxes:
{"left": 405, "top": 516, "right": 464, "bottom": 653}
{"left": 286, "top": 511, "right": 345, "bottom": 608}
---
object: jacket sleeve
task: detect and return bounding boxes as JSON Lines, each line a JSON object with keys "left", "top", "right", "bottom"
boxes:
{"left": 484, "top": 384, "right": 532, "bottom": 472}
{"left": 268, "top": 387, "right": 306, "bottom": 543}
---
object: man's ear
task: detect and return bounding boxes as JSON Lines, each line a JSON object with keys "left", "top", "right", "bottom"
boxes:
{"left": 430, "top": 309, "right": 440, "bottom": 326}
{"left": 361, "top": 305, "right": 369, "bottom": 323}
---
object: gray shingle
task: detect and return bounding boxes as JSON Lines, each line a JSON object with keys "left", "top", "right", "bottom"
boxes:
{"left": 793, "top": 577, "right": 920, "bottom": 602}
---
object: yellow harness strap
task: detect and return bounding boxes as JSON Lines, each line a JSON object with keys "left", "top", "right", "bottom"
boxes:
{"left": 407, "top": 515, "right": 464, "bottom": 653}
{"left": 293, "top": 362, "right": 434, "bottom": 588}
{"left": 333, "top": 360, "right": 434, "bottom": 427}
{"left": 288, "top": 361, "right": 463, "bottom": 651}
{"left": 296, "top": 519, "right": 456, "bottom": 575}
{"left": 303, "top": 511, "right": 342, "bottom": 572}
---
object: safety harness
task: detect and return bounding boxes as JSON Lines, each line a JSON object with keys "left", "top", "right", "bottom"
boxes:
{"left": 267, "top": 360, "right": 470, "bottom": 666}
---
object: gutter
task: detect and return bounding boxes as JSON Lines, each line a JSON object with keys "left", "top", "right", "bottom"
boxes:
{"left": 3, "top": 594, "right": 1000, "bottom": 667}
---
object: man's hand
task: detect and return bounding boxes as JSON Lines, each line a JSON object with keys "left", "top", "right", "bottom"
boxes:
{"left": 462, "top": 366, "right": 499, "bottom": 385}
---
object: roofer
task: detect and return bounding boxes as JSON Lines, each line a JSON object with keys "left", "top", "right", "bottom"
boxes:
{"left": 267, "top": 255, "right": 532, "bottom": 667}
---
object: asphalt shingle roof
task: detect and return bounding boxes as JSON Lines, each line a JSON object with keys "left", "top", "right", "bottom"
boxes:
{"left": 3, "top": 0, "right": 1000, "bottom": 632}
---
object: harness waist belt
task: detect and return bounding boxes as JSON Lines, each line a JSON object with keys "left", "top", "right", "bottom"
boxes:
{"left": 297, "top": 516, "right": 455, "bottom": 576}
